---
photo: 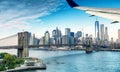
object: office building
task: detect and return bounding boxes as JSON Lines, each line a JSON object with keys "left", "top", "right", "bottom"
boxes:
{"left": 76, "top": 31, "right": 82, "bottom": 38}
{"left": 52, "top": 27, "right": 62, "bottom": 47}
{"left": 95, "top": 20, "right": 100, "bottom": 40}
{"left": 52, "top": 30, "right": 56, "bottom": 37}
{"left": 70, "top": 32, "right": 74, "bottom": 37}
{"left": 100, "top": 24, "right": 104, "bottom": 46}
{"left": 39, "top": 37, "right": 44, "bottom": 45}
{"left": 110, "top": 37, "right": 114, "bottom": 49}
{"left": 104, "top": 27, "right": 109, "bottom": 41}
{"left": 65, "top": 28, "right": 70, "bottom": 36}
{"left": 44, "top": 31, "right": 50, "bottom": 46}
{"left": 30, "top": 34, "right": 35, "bottom": 45}
{"left": 104, "top": 27, "right": 109, "bottom": 46}
{"left": 118, "top": 29, "right": 120, "bottom": 43}
{"left": 62, "top": 35, "right": 69, "bottom": 45}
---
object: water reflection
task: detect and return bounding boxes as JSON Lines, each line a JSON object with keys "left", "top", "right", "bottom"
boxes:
{"left": 1, "top": 49, "right": 120, "bottom": 72}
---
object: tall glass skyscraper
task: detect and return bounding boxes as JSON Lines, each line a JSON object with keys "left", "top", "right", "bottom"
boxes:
{"left": 104, "top": 27, "right": 109, "bottom": 46}
{"left": 44, "top": 31, "right": 50, "bottom": 46}
{"left": 104, "top": 27, "right": 109, "bottom": 41}
{"left": 65, "top": 28, "right": 70, "bottom": 36}
{"left": 100, "top": 24, "right": 104, "bottom": 46}
{"left": 52, "top": 27, "right": 62, "bottom": 47}
{"left": 95, "top": 20, "right": 100, "bottom": 40}
{"left": 70, "top": 32, "right": 74, "bottom": 37}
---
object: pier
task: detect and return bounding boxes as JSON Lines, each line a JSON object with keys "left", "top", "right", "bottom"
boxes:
{"left": 6, "top": 57, "right": 46, "bottom": 72}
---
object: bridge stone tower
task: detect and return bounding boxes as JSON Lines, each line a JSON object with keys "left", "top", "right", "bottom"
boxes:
{"left": 85, "top": 37, "right": 93, "bottom": 53}
{"left": 18, "top": 32, "right": 30, "bottom": 58}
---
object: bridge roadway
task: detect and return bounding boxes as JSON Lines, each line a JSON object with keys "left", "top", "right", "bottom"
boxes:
{"left": 1, "top": 44, "right": 120, "bottom": 52}
{"left": 0, "top": 44, "right": 84, "bottom": 49}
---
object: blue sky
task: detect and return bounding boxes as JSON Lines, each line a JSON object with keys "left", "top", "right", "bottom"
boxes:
{"left": 0, "top": 0, "right": 120, "bottom": 40}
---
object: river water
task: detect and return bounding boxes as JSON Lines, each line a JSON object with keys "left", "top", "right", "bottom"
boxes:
{"left": 0, "top": 49, "right": 120, "bottom": 72}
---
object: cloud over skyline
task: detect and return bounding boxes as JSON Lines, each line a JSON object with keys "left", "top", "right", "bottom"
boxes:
{"left": 0, "top": 0, "right": 66, "bottom": 30}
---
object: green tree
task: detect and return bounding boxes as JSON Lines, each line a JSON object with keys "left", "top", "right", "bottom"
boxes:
{"left": 0, "top": 64, "right": 5, "bottom": 71}
{"left": 0, "top": 53, "right": 24, "bottom": 71}
{"left": 0, "top": 53, "right": 7, "bottom": 58}
{"left": 3, "top": 54, "right": 16, "bottom": 69}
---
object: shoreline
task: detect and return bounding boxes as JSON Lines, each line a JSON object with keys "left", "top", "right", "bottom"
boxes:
{"left": 6, "top": 65, "right": 46, "bottom": 72}
{"left": 1, "top": 57, "right": 46, "bottom": 72}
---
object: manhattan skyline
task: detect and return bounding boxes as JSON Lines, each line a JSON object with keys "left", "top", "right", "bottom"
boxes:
{"left": 0, "top": 0, "right": 120, "bottom": 40}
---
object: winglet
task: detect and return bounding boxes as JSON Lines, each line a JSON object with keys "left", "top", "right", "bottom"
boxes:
{"left": 66, "top": 0, "right": 79, "bottom": 7}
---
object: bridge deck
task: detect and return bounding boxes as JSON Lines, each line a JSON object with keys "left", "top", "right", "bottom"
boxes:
{"left": 0, "top": 44, "right": 83, "bottom": 49}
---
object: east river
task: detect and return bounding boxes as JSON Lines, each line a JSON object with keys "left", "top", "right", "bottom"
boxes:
{"left": 0, "top": 49, "right": 120, "bottom": 72}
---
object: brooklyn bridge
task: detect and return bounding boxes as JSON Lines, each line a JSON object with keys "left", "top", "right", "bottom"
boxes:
{"left": 0, "top": 31, "right": 118, "bottom": 58}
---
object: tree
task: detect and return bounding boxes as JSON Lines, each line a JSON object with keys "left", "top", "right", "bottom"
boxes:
{"left": 0, "top": 53, "right": 24, "bottom": 71}
{"left": 0, "top": 65, "right": 5, "bottom": 71}
{"left": 3, "top": 54, "right": 16, "bottom": 69}
{"left": 0, "top": 53, "right": 7, "bottom": 58}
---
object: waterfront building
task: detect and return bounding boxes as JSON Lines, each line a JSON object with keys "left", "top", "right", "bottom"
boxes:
{"left": 29, "top": 34, "right": 39, "bottom": 45}
{"left": 95, "top": 20, "right": 100, "bottom": 40}
{"left": 115, "top": 39, "right": 119, "bottom": 49}
{"left": 76, "top": 31, "right": 82, "bottom": 38}
{"left": 30, "top": 34, "right": 35, "bottom": 45}
{"left": 56, "top": 37, "right": 62, "bottom": 47}
{"left": 104, "top": 27, "right": 109, "bottom": 47}
{"left": 65, "top": 28, "right": 71, "bottom": 36}
{"left": 50, "top": 37, "right": 55, "bottom": 45}
{"left": 100, "top": 24, "right": 104, "bottom": 46}
{"left": 118, "top": 29, "right": 120, "bottom": 43}
{"left": 62, "top": 35, "right": 69, "bottom": 46}
{"left": 110, "top": 37, "right": 114, "bottom": 49}
{"left": 70, "top": 36, "right": 74, "bottom": 46}
{"left": 74, "top": 31, "right": 82, "bottom": 45}
{"left": 39, "top": 37, "right": 44, "bottom": 45}
{"left": 52, "top": 27, "right": 62, "bottom": 47}
{"left": 34, "top": 38, "right": 39, "bottom": 45}
{"left": 104, "top": 27, "right": 109, "bottom": 40}
{"left": 52, "top": 30, "right": 56, "bottom": 37}
{"left": 70, "top": 32, "right": 74, "bottom": 37}
{"left": 44, "top": 31, "right": 50, "bottom": 46}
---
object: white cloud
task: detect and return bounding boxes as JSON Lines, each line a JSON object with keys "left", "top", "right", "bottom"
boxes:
{"left": 0, "top": 0, "right": 65, "bottom": 30}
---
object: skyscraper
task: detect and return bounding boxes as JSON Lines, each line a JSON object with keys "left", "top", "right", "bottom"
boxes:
{"left": 39, "top": 37, "right": 44, "bottom": 45}
{"left": 62, "top": 35, "right": 69, "bottom": 45}
{"left": 100, "top": 24, "right": 104, "bottom": 46}
{"left": 104, "top": 27, "right": 109, "bottom": 40}
{"left": 110, "top": 37, "right": 114, "bottom": 49}
{"left": 52, "top": 30, "right": 56, "bottom": 37}
{"left": 70, "top": 32, "right": 75, "bottom": 46}
{"left": 104, "top": 27, "right": 109, "bottom": 46}
{"left": 52, "top": 27, "right": 62, "bottom": 47}
{"left": 118, "top": 29, "right": 120, "bottom": 43}
{"left": 76, "top": 31, "right": 82, "bottom": 38}
{"left": 30, "top": 34, "right": 35, "bottom": 45}
{"left": 44, "top": 31, "right": 50, "bottom": 46}
{"left": 29, "top": 34, "right": 39, "bottom": 45}
{"left": 95, "top": 20, "right": 100, "bottom": 40}
{"left": 65, "top": 28, "right": 70, "bottom": 36}
{"left": 70, "top": 32, "right": 74, "bottom": 37}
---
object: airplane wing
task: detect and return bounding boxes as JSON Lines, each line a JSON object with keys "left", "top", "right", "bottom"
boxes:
{"left": 66, "top": 0, "right": 120, "bottom": 22}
